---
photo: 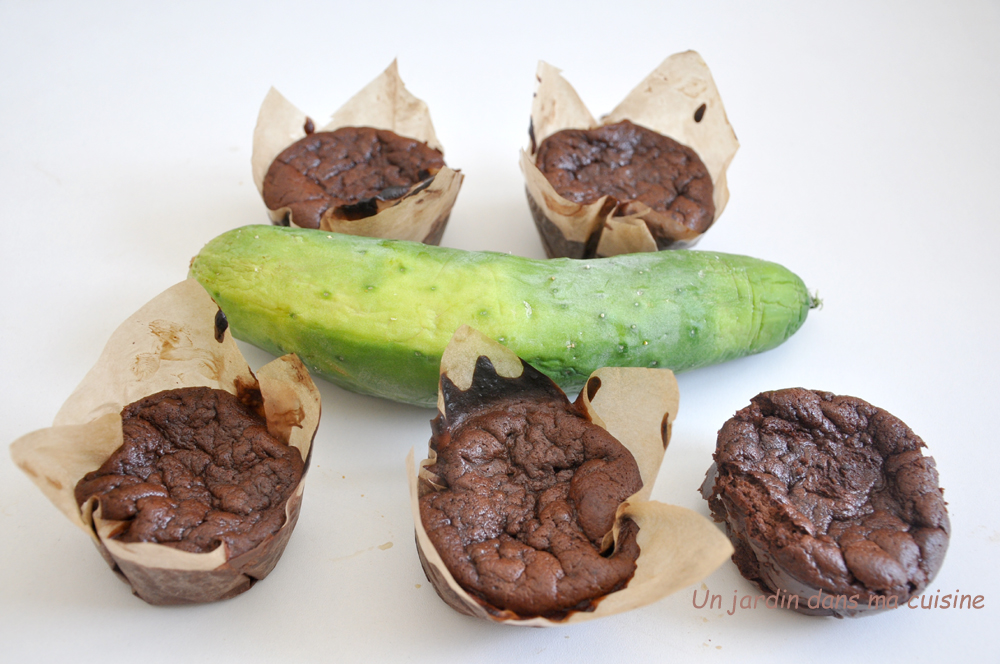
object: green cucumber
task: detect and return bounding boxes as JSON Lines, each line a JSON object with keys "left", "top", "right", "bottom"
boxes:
{"left": 190, "top": 226, "right": 814, "bottom": 407}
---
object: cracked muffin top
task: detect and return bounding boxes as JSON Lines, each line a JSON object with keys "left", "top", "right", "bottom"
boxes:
{"left": 75, "top": 386, "right": 304, "bottom": 559}
{"left": 535, "top": 119, "right": 714, "bottom": 244}
{"left": 263, "top": 126, "right": 444, "bottom": 228}
{"left": 702, "top": 388, "right": 949, "bottom": 616}
{"left": 420, "top": 356, "right": 643, "bottom": 618}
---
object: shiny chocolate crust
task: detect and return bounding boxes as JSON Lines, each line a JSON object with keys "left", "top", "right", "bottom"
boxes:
{"left": 701, "top": 388, "right": 949, "bottom": 617}
{"left": 262, "top": 126, "right": 445, "bottom": 229}
{"left": 75, "top": 387, "right": 304, "bottom": 560}
{"left": 535, "top": 120, "right": 714, "bottom": 247}
{"left": 419, "top": 356, "right": 642, "bottom": 619}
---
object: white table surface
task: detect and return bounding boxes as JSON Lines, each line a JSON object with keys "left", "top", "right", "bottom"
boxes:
{"left": 2, "top": 1, "right": 997, "bottom": 662}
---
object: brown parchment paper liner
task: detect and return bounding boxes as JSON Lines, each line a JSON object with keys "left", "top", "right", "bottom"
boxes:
{"left": 251, "top": 60, "right": 463, "bottom": 245}
{"left": 521, "top": 51, "right": 740, "bottom": 258}
{"left": 9, "top": 279, "right": 321, "bottom": 605}
{"left": 408, "top": 326, "right": 732, "bottom": 625}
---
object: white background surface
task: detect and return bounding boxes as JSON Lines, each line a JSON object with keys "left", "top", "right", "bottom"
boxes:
{"left": 2, "top": 1, "right": 998, "bottom": 662}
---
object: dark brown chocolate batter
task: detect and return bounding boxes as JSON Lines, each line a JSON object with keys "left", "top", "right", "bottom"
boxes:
{"left": 262, "top": 126, "right": 445, "bottom": 228}
{"left": 535, "top": 119, "right": 715, "bottom": 243}
{"left": 702, "top": 388, "right": 949, "bottom": 617}
{"left": 420, "top": 357, "right": 642, "bottom": 619}
{"left": 75, "top": 387, "right": 304, "bottom": 559}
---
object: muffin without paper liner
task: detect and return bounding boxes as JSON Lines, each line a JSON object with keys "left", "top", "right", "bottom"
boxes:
{"left": 701, "top": 388, "right": 949, "bottom": 617}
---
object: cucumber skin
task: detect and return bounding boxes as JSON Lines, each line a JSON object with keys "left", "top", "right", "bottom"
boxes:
{"left": 189, "top": 226, "right": 811, "bottom": 407}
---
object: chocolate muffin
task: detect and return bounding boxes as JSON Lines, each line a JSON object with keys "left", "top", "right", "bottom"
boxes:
{"left": 701, "top": 388, "right": 949, "bottom": 617}
{"left": 419, "top": 355, "right": 643, "bottom": 619}
{"left": 75, "top": 386, "right": 305, "bottom": 560}
{"left": 262, "top": 125, "right": 445, "bottom": 229}
{"left": 534, "top": 119, "right": 715, "bottom": 248}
